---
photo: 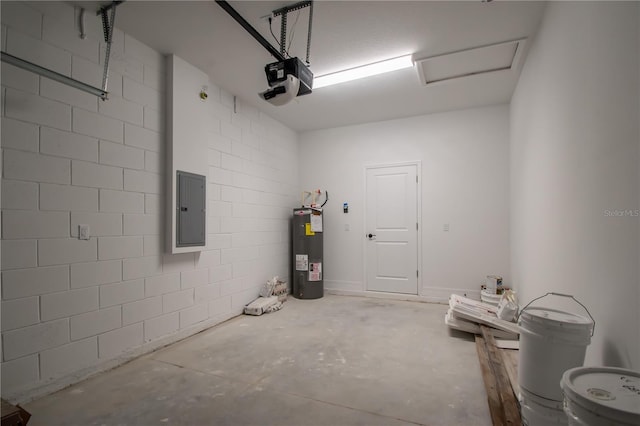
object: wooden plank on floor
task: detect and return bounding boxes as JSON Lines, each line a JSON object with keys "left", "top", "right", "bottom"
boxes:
{"left": 501, "top": 349, "right": 520, "bottom": 398}
{"left": 495, "top": 340, "right": 519, "bottom": 350}
{"left": 1, "top": 398, "right": 31, "bottom": 426}
{"left": 475, "top": 335, "right": 507, "bottom": 426}
{"left": 480, "top": 326, "right": 522, "bottom": 426}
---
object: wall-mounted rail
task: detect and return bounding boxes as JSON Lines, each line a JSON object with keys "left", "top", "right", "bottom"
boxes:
{"left": 1, "top": 1, "right": 124, "bottom": 100}
{"left": 1, "top": 51, "right": 108, "bottom": 100}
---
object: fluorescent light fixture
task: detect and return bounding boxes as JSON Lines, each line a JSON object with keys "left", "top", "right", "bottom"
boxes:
{"left": 313, "top": 55, "right": 413, "bottom": 89}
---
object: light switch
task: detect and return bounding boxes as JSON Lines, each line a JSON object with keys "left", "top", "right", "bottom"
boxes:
{"left": 344, "top": 224, "right": 350, "bottom": 231}
{"left": 443, "top": 223, "right": 449, "bottom": 232}
{"left": 79, "top": 224, "right": 90, "bottom": 240}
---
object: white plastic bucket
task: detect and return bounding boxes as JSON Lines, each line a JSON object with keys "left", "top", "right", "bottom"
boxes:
{"left": 520, "top": 386, "right": 568, "bottom": 426}
{"left": 480, "top": 289, "right": 501, "bottom": 306}
{"left": 561, "top": 367, "right": 640, "bottom": 426}
{"left": 486, "top": 275, "right": 502, "bottom": 293}
{"left": 518, "top": 306, "right": 593, "bottom": 401}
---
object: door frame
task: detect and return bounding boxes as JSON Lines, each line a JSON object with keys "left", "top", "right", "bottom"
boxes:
{"left": 363, "top": 161, "right": 422, "bottom": 295}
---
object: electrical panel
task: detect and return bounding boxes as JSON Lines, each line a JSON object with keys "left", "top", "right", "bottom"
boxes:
{"left": 176, "top": 171, "right": 206, "bottom": 247}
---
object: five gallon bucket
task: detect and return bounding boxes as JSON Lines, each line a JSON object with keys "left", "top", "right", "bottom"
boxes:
{"left": 561, "top": 367, "right": 640, "bottom": 426}
{"left": 520, "top": 387, "right": 568, "bottom": 426}
{"left": 480, "top": 289, "right": 502, "bottom": 306}
{"left": 518, "top": 293, "right": 594, "bottom": 402}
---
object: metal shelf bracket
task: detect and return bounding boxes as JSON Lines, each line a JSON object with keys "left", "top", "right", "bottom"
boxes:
{"left": 97, "top": 1, "right": 123, "bottom": 95}
{"left": 272, "top": 0, "right": 314, "bottom": 64}
{"left": 0, "top": 1, "right": 124, "bottom": 100}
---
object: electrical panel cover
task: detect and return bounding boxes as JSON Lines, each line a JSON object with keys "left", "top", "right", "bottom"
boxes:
{"left": 177, "top": 171, "right": 206, "bottom": 247}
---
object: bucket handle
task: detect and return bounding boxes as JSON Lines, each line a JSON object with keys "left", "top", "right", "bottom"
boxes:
{"left": 517, "top": 292, "right": 595, "bottom": 337}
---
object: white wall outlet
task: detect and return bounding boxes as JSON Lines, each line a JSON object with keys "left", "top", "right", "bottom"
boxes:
{"left": 443, "top": 223, "right": 450, "bottom": 232}
{"left": 79, "top": 224, "right": 90, "bottom": 240}
{"left": 344, "top": 223, "right": 350, "bottom": 231}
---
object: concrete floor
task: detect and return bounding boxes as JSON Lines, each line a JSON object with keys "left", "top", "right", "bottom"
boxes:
{"left": 25, "top": 295, "right": 491, "bottom": 426}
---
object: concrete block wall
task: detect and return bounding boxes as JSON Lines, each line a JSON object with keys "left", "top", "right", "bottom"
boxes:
{"left": 1, "top": 1, "right": 299, "bottom": 401}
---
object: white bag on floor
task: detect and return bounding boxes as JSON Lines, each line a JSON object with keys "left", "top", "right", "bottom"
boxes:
{"left": 497, "top": 290, "right": 518, "bottom": 322}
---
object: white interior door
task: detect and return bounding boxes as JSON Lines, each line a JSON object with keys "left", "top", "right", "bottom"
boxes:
{"left": 365, "top": 164, "right": 419, "bottom": 295}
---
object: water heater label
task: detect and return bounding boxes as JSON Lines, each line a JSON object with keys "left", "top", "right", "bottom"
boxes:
{"left": 309, "top": 262, "right": 322, "bottom": 281}
{"left": 305, "top": 223, "right": 315, "bottom": 236}
{"left": 295, "top": 254, "right": 308, "bottom": 271}
{"left": 310, "top": 213, "right": 323, "bottom": 232}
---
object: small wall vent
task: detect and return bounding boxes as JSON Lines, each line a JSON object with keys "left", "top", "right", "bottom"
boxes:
{"left": 413, "top": 38, "right": 526, "bottom": 86}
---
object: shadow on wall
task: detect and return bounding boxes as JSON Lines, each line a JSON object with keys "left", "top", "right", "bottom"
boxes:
{"left": 602, "top": 337, "right": 633, "bottom": 368}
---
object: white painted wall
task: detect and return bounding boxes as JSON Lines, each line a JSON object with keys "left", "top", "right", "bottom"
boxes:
{"left": 166, "top": 54, "right": 210, "bottom": 253}
{"left": 637, "top": 5, "right": 640, "bottom": 368}
{"left": 0, "top": 1, "right": 299, "bottom": 401}
{"left": 510, "top": 2, "right": 640, "bottom": 369}
{"left": 299, "top": 105, "right": 510, "bottom": 301}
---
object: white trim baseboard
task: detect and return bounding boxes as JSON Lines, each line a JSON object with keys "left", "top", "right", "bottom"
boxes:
{"left": 324, "top": 280, "right": 364, "bottom": 292}
{"left": 326, "top": 286, "right": 481, "bottom": 304}
{"left": 326, "top": 288, "right": 447, "bottom": 304}
{"left": 420, "top": 286, "right": 481, "bottom": 303}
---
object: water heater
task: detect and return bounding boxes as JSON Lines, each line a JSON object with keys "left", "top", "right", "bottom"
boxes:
{"left": 292, "top": 208, "right": 323, "bottom": 299}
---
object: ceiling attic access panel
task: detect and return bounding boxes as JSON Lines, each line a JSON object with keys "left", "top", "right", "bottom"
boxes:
{"left": 413, "top": 39, "right": 526, "bottom": 85}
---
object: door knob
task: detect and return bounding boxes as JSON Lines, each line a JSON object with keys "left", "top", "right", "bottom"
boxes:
{"left": 367, "top": 233, "right": 376, "bottom": 239}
